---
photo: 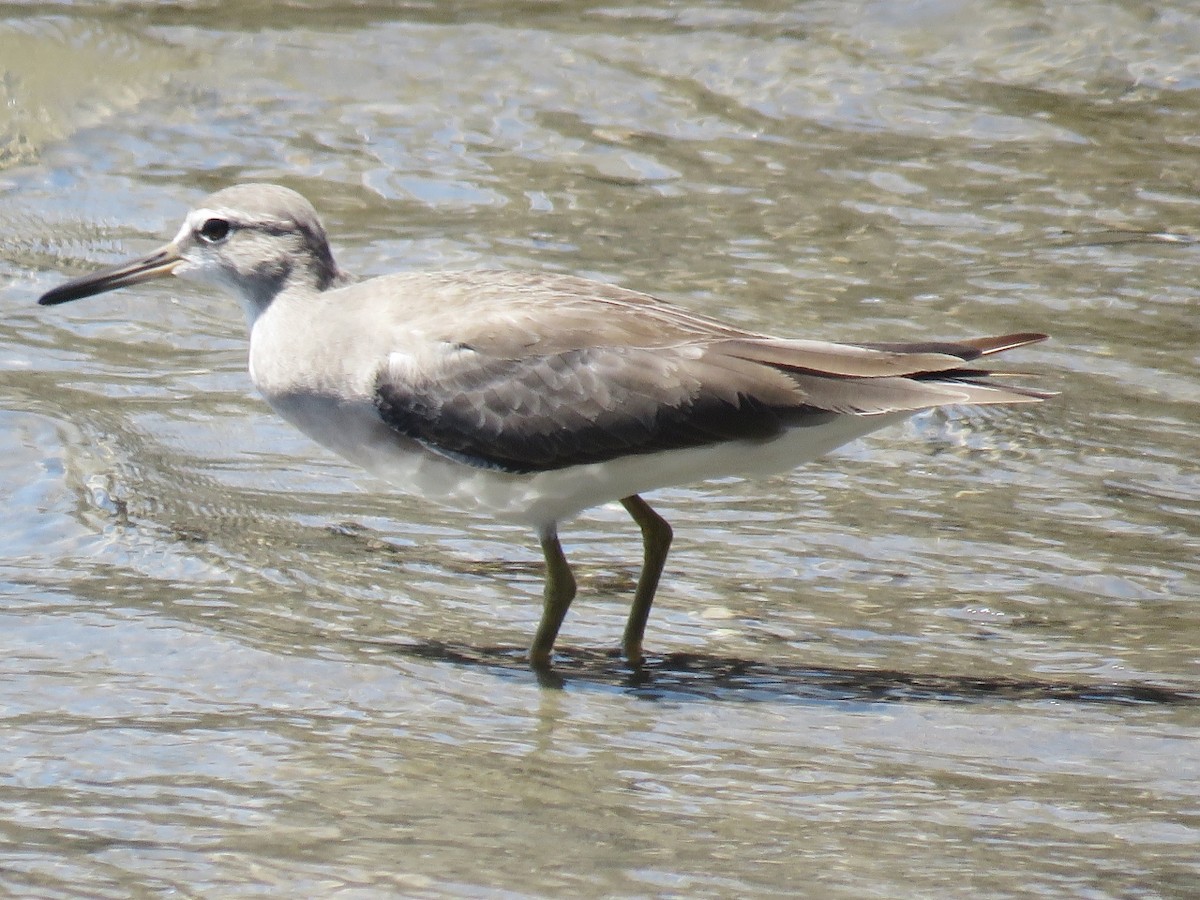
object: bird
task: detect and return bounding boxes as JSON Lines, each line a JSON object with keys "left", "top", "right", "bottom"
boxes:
{"left": 38, "top": 183, "right": 1051, "bottom": 668}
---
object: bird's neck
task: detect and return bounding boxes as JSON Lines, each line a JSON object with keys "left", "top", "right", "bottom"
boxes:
{"left": 232, "top": 264, "right": 352, "bottom": 334}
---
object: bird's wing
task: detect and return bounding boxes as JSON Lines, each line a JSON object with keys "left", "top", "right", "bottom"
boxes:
{"left": 375, "top": 343, "right": 805, "bottom": 473}
{"left": 372, "top": 333, "right": 1048, "bottom": 474}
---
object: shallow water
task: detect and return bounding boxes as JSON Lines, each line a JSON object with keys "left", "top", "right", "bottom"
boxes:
{"left": 2, "top": 2, "right": 1198, "bottom": 897}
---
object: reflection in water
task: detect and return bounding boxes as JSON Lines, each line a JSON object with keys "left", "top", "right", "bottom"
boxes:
{"left": 383, "top": 639, "right": 1200, "bottom": 705}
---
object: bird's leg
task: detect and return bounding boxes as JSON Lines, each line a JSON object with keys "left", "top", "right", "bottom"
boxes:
{"left": 530, "top": 525, "right": 577, "bottom": 668}
{"left": 619, "top": 494, "right": 673, "bottom": 664}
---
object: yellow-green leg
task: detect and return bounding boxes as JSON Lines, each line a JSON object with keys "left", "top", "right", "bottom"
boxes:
{"left": 620, "top": 494, "right": 673, "bottom": 664}
{"left": 530, "top": 527, "right": 577, "bottom": 668}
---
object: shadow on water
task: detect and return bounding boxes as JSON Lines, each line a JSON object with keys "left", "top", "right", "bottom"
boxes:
{"left": 378, "top": 639, "right": 1200, "bottom": 705}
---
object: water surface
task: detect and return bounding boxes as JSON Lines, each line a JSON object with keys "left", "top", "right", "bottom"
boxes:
{"left": 2, "top": 2, "right": 1198, "bottom": 897}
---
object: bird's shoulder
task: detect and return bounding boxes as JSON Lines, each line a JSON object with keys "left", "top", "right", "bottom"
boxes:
{"left": 334, "top": 269, "right": 755, "bottom": 357}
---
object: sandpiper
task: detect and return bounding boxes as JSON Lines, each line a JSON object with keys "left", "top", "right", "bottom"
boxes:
{"left": 39, "top": 183, "right": 1050, "bottom": 667}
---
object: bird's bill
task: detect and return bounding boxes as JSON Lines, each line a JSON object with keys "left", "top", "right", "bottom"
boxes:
{"left": 38, "top": 244, "right": 183, "bottom": 306}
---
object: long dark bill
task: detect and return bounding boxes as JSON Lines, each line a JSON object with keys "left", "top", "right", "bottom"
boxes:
{"left": 38, "top": 245, "right": 182, "bottom": 306}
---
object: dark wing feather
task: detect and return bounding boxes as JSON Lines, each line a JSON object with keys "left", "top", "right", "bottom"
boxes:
{"left": 374, "top": 344, "right": 832, "bottom": 474}
{"left": 372, "top": 331, "right": 1049, "bottom": 474}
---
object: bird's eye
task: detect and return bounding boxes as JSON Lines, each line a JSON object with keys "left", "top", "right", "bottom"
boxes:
{"left": 197, "top": 218, "right": 232, "bottom": 243}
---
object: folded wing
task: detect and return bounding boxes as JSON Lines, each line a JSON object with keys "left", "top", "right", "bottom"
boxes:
{"left": 373, "top": 333, "right": 1050, "bottom": 474}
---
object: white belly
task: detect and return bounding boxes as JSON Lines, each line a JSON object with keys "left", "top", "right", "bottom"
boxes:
{"left": 265, "top": 392, "right": 909, "bottom": 530}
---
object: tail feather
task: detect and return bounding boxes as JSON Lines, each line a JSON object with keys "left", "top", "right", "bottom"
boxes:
{"left": 775, "top": 332, "right": 1053, "bottom": 413}
{"left": 854, "top": 332, "right": 1048, "bottom": 361}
